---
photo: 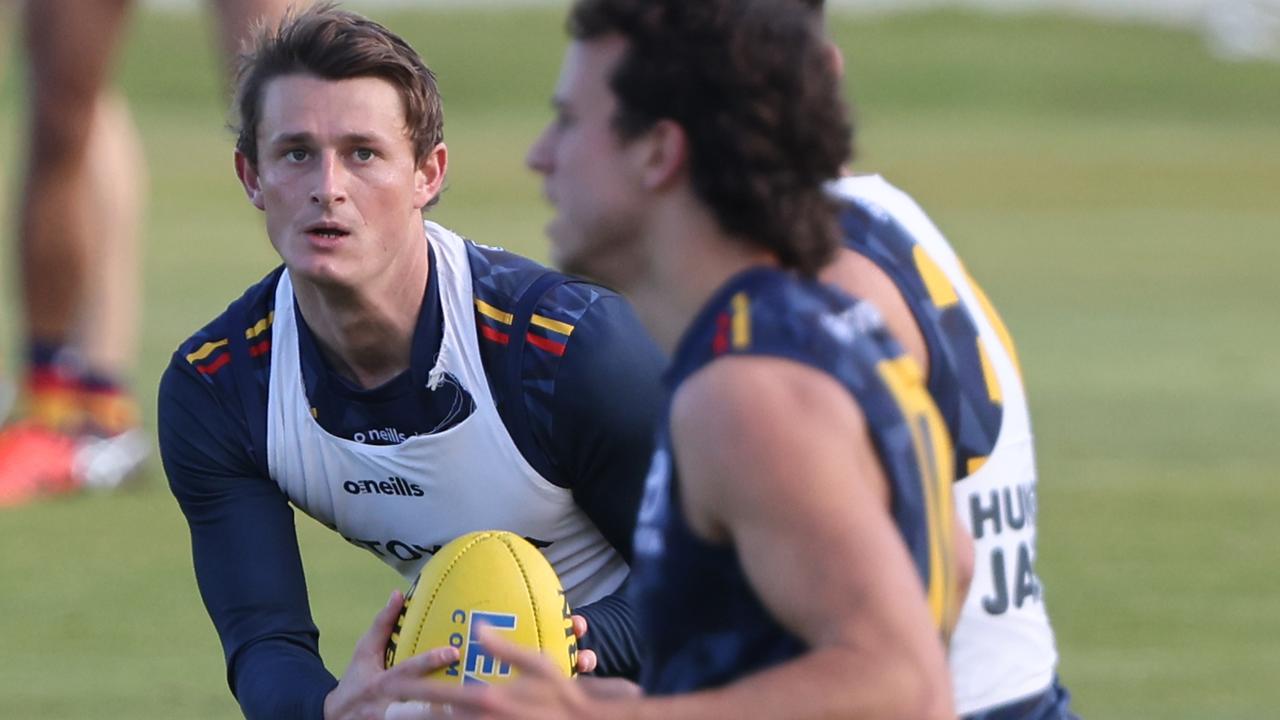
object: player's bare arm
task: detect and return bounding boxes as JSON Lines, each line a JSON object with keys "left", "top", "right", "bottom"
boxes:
{"left": 646, "top": 356, "right": 954, "bottom": 720}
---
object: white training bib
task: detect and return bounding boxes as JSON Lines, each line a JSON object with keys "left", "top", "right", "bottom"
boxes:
{"left": 831, "top": 176, "right": 1060, "bottom": 714}
{"left": 265, "top": 221, "right": 628, "bottom": 607}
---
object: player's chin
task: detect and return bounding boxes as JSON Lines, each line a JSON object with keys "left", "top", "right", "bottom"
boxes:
{"left": 551, "top": 244, "right": 598, "bottom": 284}
{"left": 286, "top": 255, "right": 354, "bottom": 288}
{"left": 546, "top": 222, "right": 577, "bottom": 271}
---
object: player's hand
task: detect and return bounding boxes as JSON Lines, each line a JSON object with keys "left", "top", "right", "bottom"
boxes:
{"left": 570, "top": 614, "right": 596, "bottom": 674}
{"left": 323, "top": 590, "right": 460, "bottom": 720}
{"left": 412, "top": 623, "right": 641, "bottom": 719}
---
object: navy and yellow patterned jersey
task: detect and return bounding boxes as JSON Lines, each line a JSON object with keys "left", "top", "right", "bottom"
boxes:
{"left": 832, "top": 177, "right": 1069, "bottom": 718}
{"left": 159, "top": 237, "right": 663, "bottom": 717}
{"left": 838, "top": 195, "right": 1006, "bottom": 479}
{"left": 628, "top": 267, "right": 955, "bottom": 695}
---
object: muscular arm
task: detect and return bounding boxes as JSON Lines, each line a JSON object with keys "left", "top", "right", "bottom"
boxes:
{"left": 159, "top": 358, "right": 336, "bottom": 720}
{"left": 650, "top": 357, "right": 954, "bottom": 719}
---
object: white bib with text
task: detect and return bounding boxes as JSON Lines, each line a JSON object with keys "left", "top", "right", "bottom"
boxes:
{"left": 265, "top": 222, "right": 627, "bottom": 607}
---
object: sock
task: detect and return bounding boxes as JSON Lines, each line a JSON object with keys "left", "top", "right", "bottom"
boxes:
{"left": 79, "top": 384, "right": 140, "bottom": 437}
{"left": 23, "top": 366, "right": 84, "bottom": 432}
{"left": 25, "top": 340, "right": 137, "bottom": 435}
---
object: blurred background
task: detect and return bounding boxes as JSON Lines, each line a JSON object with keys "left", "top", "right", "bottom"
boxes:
{"left": 1, "top": 1, "right": 1277, "bottom": 717}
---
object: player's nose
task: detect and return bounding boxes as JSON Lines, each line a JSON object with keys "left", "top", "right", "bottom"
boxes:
{"left": 526, "top": 123, "right": 554, "bottom": 176}
{"left": 310, "top": 151, "right": 348, "bottom": 205}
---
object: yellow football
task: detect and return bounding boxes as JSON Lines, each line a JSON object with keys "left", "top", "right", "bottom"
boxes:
{"left": 384, "top": 530, "right": 577, "bottom": 684}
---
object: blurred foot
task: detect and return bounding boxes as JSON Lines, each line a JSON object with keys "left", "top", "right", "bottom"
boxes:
{"left": 0, "top": 379, "right": 14, "bottom": 424}
{"left": 74, "top": 425, "right": 151, "bottom": 491}
{"left": 0, "top": 423, "right": 79, "bottom": 507}
{"left": 0, "top": 387, "right": 148, "bottom": 508}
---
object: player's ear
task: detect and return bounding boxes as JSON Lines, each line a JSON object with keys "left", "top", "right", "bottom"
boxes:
{"left": 414, "top": 142, "right": 448, "bottom": 209}
{"left": 234, "top": 149, "right": 266, "bottom": 211}
{"left": 635, "top": 119, "right": 688, "bottom": 191}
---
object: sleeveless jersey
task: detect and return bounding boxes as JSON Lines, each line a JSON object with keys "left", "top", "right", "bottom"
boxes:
{"left": 830, "top": 175, "right": 1061, "bottom": 714}
{"left": 264, "top": 222, "right": 627, "bottom": 606}
{"left": 629, "top": 267, "right": 955, "bottom": 694}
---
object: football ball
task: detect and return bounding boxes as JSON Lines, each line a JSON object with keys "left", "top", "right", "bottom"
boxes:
{"left": 384, "top": 530, "right": 577, "bottom": 683}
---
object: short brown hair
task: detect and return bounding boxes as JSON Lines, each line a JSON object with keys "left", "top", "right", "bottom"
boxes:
{"left": 569, "top": 0, "right": 851, "bottom": 275}
{"left": 232, "top": 2, "right": 443, "bottom": 167}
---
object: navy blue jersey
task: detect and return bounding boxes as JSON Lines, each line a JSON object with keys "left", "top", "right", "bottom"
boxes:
{"left": 628, "top": 267, "right": 954, "bottom": 695}
{"left": 159, "top": 239, "right": 663, "bottom": 718}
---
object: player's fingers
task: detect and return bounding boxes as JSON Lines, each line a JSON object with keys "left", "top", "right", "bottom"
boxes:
{"left": 475, "top": 623, "right": 561, "bottom": 680}
{"left": 575, "top": 648, "right": 597, "bottom": 674}
{"left": 357, "top": 590, "right": 405, "bottom": 657}
{"left": 571, "top": 614, "right": 589, "bottom": 640}
{"left": 579, "top": 676, "right": 642, "bottom": 701}
{"left": 384, "top": 700, "right": 430, "bottom": 720}
{"left": 416, "top": 681, "right": 498, "bottom": 714}
{"left": 394, "top": 645, "right": 461, "bottom": 677}
{"left": 385, "top": 700, "right": 470, "bottom": 720}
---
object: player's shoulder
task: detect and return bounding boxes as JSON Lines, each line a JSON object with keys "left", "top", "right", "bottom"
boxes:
{"left": 464, "top": 239, "right": 627, "bottom": 360}
{"left": 673, "top": 268, "right": 875, "bottom": 368}
{"left": 167, "top": 266, "right": 283, "bottom": 389}
{"left": 829, "top": 174, "right": 963, "bottom": 263}
{"left": 729, "top": 268, "right": 861, "bottom": 339}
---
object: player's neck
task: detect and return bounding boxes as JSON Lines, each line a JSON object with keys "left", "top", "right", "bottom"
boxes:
{"left": 291, "top": 238, "right": 429, "bottom": 390}
{"left": 627, "top": 203, "right": 775, "bottom": 355}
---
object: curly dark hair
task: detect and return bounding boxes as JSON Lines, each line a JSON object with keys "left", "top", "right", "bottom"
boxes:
{"left": 568, "top": 0, "right": 851, "bottom": 275}
{"left": 232, "top": 2, "right": 443, "bottom": 169}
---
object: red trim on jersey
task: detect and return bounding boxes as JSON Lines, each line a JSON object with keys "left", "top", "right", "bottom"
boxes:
{"left": 712, "top": 312, "right": 731, "bottom": 355}
{"left": 526, "top": 332, "right": 567, "bottom": 357}
{"left": 197, "top": 353, "right": 232, "bottom": 376}
{"left": 481, "top": 325, "right": 510, "bottom": 345}
{"left": 248, "top": 340, "right": 271, "bottom": 358}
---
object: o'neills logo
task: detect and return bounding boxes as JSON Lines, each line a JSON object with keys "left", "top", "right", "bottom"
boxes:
{"left": 343, "top": 476, "right": 424, "bottom": 497}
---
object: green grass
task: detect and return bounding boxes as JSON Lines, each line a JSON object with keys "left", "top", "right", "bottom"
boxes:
{"left": 1, "top": 6, "right": 1277, "bottom": 719}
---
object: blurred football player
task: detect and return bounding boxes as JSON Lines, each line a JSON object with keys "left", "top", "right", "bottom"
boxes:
{"left": 0, "top": 0, "right": 299, "bottom": 504}
{"left": 799, "top": 2, "right": 1077, "bottom": 717}
{"left": 415, "top": 1, "right": 959, "bottom": 717}
{"left": 0, "top": 0, "right": 296, "bottom": 507}
{"left": 158, "top": 5, "right": 662, "bottom": 718}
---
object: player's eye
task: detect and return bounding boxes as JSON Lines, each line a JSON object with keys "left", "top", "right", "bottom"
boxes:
{"left": 284, "top": 148, "right": 308, "bottom": 163}
{"left": 354, "top": 148, "right": 376, "bottom": 162}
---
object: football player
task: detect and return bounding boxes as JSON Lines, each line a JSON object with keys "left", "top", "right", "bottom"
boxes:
{"left": 803, "top": 1, "right": 1077, "bottom": 717}
{"left": 416, "top": 1, "right": 959, "bottom": 717}
{"left": 0, "top": 0, "right": 296, "bottom": 506}
{"left": 158, "top": 5, "right": 661, "bottom": 719}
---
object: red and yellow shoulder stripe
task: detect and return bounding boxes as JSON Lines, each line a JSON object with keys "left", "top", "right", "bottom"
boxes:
{"left": 474, "top": 299, "right": 574, "bottom": 357}
{"left": 185, "top": 312, "right": 274, "bottom": 376}
{"left": 712, "top": 292, "right": 753, "bottom": 355}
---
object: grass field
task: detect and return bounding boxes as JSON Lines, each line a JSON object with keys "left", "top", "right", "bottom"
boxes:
{"left": 1, "top": 5, "right": 1278, "bottom": 719}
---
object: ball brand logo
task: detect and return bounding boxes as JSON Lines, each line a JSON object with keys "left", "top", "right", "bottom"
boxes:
{"left": 342, "top": 476, "right": 424, "bottom": 497}
{"left": 441, "top": 610, "right": 519, "bottom": 685}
